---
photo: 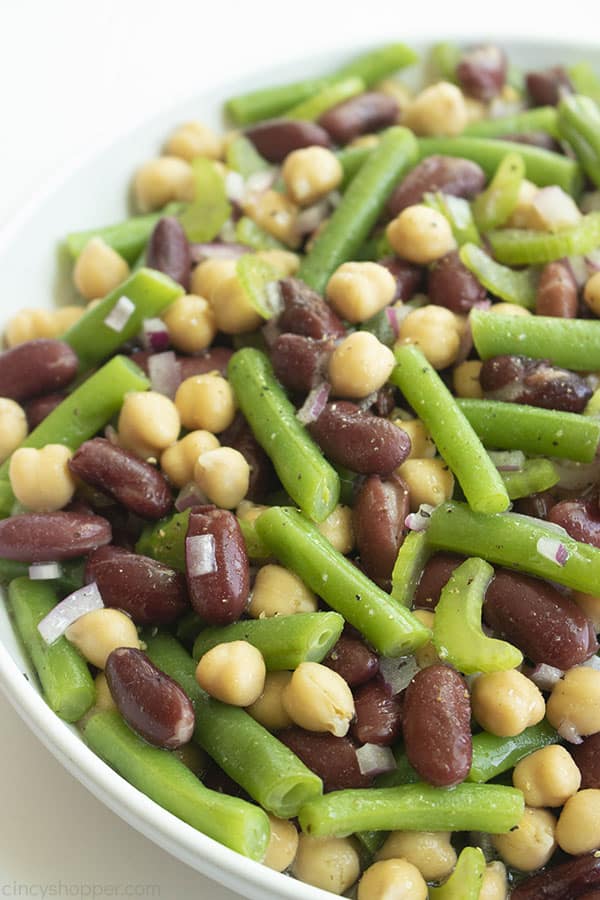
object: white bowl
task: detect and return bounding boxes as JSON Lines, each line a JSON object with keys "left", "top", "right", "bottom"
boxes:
{"left": 0, "top": 36, "right": 597, "bottom": 900}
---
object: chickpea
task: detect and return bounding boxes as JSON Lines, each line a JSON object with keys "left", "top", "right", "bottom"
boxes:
{"left": 94, "top": 672, "right": 116, "bottom": 712}
{"left": 465, "top": 97, "right": 487, "bottom": 124}
{"left": 489, "top": 302, "right": 532, "bottom": 317}
{"left": 282, "top": 661, "right": 355, "bottom": 737}
{"left": 471, "top": 670, "right": 545, "bottom": 737}
{"left": 247, "top": 671, "right": 293, "bottom": 731}
{"left": 387, "top": 205, "right": 456, "bottom": 265}
{"left": 573, "top": 590, "right": 600, "bottom": 631}
{"left": 412, "top": 610, "right": 440, "bottom": 669}
{"left": 256, "top": 249, "right": 300, "bottom": 276}
{"left": 175, "top": 373, "right": 235, "bottom": 433}
{"left": 211, "top": 274, "right": 263, "bottom": 334}
{"left": 54, "top": 306, "right": 85, "bottom": 330}
{"left": 395, "top": 418, "right": 436, "bottom": 460}
{"left": 492, "top": 807, "right": 556, "bottom": 872}
{"left": 237, "top": 499, "right": 268, "bottom": 524}
{"left": 453, "top": 360, "right": 484, "bottom": 399}
{"left": 316, "top": 505, "right": 355, "bottom": 555}
{"left": 399, "top": 458, "right": 455, "bottom": 510}
{"left": 193, "top": 447, "right": 249, "bottom": 509}
{"left": 376, "top": 79, "right": 413, "bottom": 115}
{"left": 397, "top": 305, "right": 461, "bottom": 369}
{"left": 72, "top": 238, "right": 130, "bottom": 302}
{"left": 348, "top": 134, "right": 381, "bottom": 149}
{"left": 160, "top": 430, "right": 220, "bottom": 488}
{"left": 65, "top": 608, "right": 140, "bottom": 669}
{"left": 556, "top": 788, "right": 600, "bottom": 855}
{"left": 162, "top": 294, "right": 217, "bottom": 354}
{"left": 326, "top": 262, "right": 396, "bottom": 323}
{"left": 190, "top": 258, "right": 238, "bottom": 303}
{"left": 329, "top": 332, "right": 396, "bottom": 399}
{"left": 585, "top": 271, "right": 600, "bottom": 316}
{"left": 479, "top": 861, "right": 508, "bottom": 900}
{"left": 546, "top": 666, "right": 600, "bottom": 738}
{"left": 376, "top": 830, "right": 456, "bottom": 881}
{"left": 133, "top": 156, "right": 194, "bottom": 212}
{"left": 263, "top": 815, "right": 299, "bottom": 872}
{"left": 4, "top": 307, "right": 83, "bottom": 347}
{"left": 358, "top": 859, "right": 428, "bottom": 900}
{"left": 513, "top": 745, "right": 581, "bottom": 808}
{"left": 248, "top": 564, "right": 317, "bottom": 618}
{"left": 118, "top": 391, "right": 180, "bottom": 459}
{"left": 9, "top": 444, "right": 76, "bottom": 512}
{"left": 292, "top": 835, "right": 360, "bottom": 895}
{"left": 195, "top": 641, "right": 266, "bottom": 706}
{"left": 0, "top": 399, "right": 27, "bottom": 463}
{"left": 282, "top": 146, "right": 343, "bottom": 206}
{"left": 403, "top": 81, "right": 469, "bottom": 136}
{"left": 242, "top": 189, "right": 301, "bottom": 248}
{"left": 164, "top": 121, "right": 222, "bottom": 161}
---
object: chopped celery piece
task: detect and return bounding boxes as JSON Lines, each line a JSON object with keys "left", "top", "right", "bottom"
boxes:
{"left": 179, "top": 158, "right": 231, "bottom": 242}
{"left": 226, "top": 136, "right": 271, "bottom": 178}
{"left": 500, "top": 459, "right": 559, "bottom": 500}
{"left": 424, "top": 192, "right": 481, "bottom": 246}
{"left": 472, "top": 151, "right": 525, "bottom": 232}
{"left": 567, "top": 62, "right": 600, "bottom": 104}
{"left": 488, "top": 211, "right": 600, "bottom": 265}
{"left": 235, "top": 216, "right": 286, "bottom": 250}
{"left": 459, "top": 243, "right": 538, "bottom": 308}
{"left": 236, "top": 255, "right": 281, "bottom": 319}
{"left": 391, "top": 531, "right": 431, "bottom": 607}
{"left": 286, "top": 77, "right": 365, "bottom": 120}
{"left": 430, "top": 847, "right": 485, "bottom": 900}
{"left": 558, "top": 94, "right": 600, "bottom": 187}
{"left": 464, "top": 107, "right": 559, "bottom": 139}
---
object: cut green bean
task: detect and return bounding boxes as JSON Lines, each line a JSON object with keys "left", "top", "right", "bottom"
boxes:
{"left": 64, "top": 203, "right": 184, "bottom": 263}
{"left": 501, "top": 458, "right": 559, "bottom": 500}
{"left": 145, "top": 633, "right": 322, "bottom": 818}
{"left": 225, "top": 135, "right": 271, "bottom": 178}
{"left": 567, "top": 62, "right": 600, "bottom": 104}
{"left": 424, "top": 193, "right": 481, "bottom": 246}
{"left": 256, "top": 507, "right": 430, "bottom": 657}
{"left": 433, "top": 558, "right": 523, "bottom": 674}
{"left": 487, "top": 211, "right": 600, "bottom": 265}
{"left": 430, "top": 847, "right": 485, "bottom": 900}
{"left": 472, "top": 151, "right": 525, "bottom": 231}
{"left": 286, "top": 77, "right": 365, "bottom": 120}
{"left": 335, "top": 43, "right": 418, "bottom": 88}
{"left": 471, "top": 308, "right": 600, "bottom": 370}
{"left": 391, "top": 345, "right": 510, "bottom": 514}
{"left": 298, "top": 782, "right": 524, "bottom": 838}
{"left": 390, "top": 531, "right": 431, "bottom": 608}
{"left": 459, "top": 243, "right": 538, "bottom": 307}
{"left": 427, "top": 501, "right": 600, "bottom": 594}
{"left": 458, "top": 397, "right": 600, "bottom": 462}
{"left": 228, "top": 349, "right": 339, "bottom": 522}
{"left": 62, "top": 268, "right": 182, "bottom": 371}
{"left": 0, "top": 558, "right": 84, "bottom": 594}
{"left": 429, "top": 42, "right": 461, "bottom": 82}
{"left": 467, "top": 720, "right": 559, "bottom": 783}
{"left": 84, "top": 710, "right": 270, "bottom": 860}
{"left": 354, "top": 830, "right": 387, "bottom": 861}
{"left": 336, "top": 144, "right": 373, "bottom": 187}
{"left": 10, "top": 578, "right": 95, "bottom": 722}
{"left": 235, "top": 215, "right": 287, "bottom": 250}
{"left": 558, "top": 94, "right": 600, "bottom": 187}
{"left": 464, "top": 107, "right": 559, "bottom": 139}
{"left": 192, "top": 612, "right": 344, "bottom": 670}
{"left": 298, "top": 127, "right": 418, "bottom": 293}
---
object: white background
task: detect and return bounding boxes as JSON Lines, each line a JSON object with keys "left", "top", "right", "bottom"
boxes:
{"left": 0, "top": 1, "right": 596, "bottom": 897}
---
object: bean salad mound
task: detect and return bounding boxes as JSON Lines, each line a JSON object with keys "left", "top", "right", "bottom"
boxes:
{"left": 5, "top": 38, "right": 600, "bottom": 899}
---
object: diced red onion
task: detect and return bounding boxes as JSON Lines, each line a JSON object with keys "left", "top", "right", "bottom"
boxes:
{"left": 140, "top": 317, "right": 170, "bottom": 352}
{"left": 536, "top": 536, "right": 569, "bottom": 567}
{"left": 296, "top": 201, "right": 330, "bottom": 236}
{"left": 148, "top": 351, "right": 182, "bottom": 399}
{"left": 189, "top": 242, "right": 250, "bottom": 265}
{"left": 103, "top": 295, "right": 135, "bottom": 333}
{"left": 356, "top": 743, "right": 397, "bottom": 777}
{"left": 186, "top": 534, "right": 217, "bottom": 577}
{"left": 296, "top": 382, "right": 331, "bottom": 425}
{"left": 28, "top": 562, "right": 62, "bottom": 581}
{"left": 583, "top": 654, "right": 600, "bottom": 671}
{"left": 385, "top": 306, "right": 401, "bottom": 339}
{"left": 37, "top": 582, "right": 104, "bottom": 645}
{"left": 246, "top": 170, "right": 278, "bottom": 194}
{"left": 558, "top": 720, "right": 583, "bottom": 745}
{"left": 175, "top": 482, "right": 210, "bottom": 512}
{"left": 529, "top": 663, "right": 564, "bottom": 691}
{"left": 487, "top": 449, "right": 526, "bottom": 472}
{"left": 225, "top": 170, "right": 246, "bottom": 203}
{"left": 262, "top": 317, "right": 281, "bottom": 349}
{"left": 405, "top": 503, "right": 436, "bottom": 532}
{"left": 554, "top": 459, "right": 600, "bottom": 491}
{"left": 264, "top": 281, "right": 283, "bottom": 317}
{"left": 379, "top": 655, "right": 419, "bottom": 694}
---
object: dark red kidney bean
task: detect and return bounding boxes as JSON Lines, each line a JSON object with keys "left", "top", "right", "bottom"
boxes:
{"left": 185, "top": 507, "right": 249, "bottom": 625}
{"left": 219, "top": 413, "right": 275, "bottom": 503}
{"left": 375, "top": 384, "right": 396, "bottom": 418}
{"left": 105, "top": 648, "right": 195, "bottom": 750}
{"left": 324, "top": 632, "right": 379, "bottom": 687}
{"left": 428, "top": 250, "right": 487, "bottom": 313}
{"left": 85, "top": 545, "right": 189, "bottom": 625}
{"left": 403, "top": 665, "right": 472, "bottom": 787}
{"left": 244, "top": 118, "right": 331, "bottom": 163}
{"left": 277, "top": 277, "right": 346, "bottom": 340}
{"left": 579, "top": 893, "right": 600, "bottom": 900}
{"left": 548, "top": 497, "right": 600, "bottom": 549}
{"left": 0, "top": 511, "right": 111, "bottom": 561}
{"left": 146, "top": 216, "right": 191, "bottom": 291}
{"left": 536, "top": 261, "right": 578, "bottom": 318}
{"left": 388, "top": 155, "right": 486, "bottom": 217}
{"left": 353, "top": 474, "right": 409, "bottom": 586}
{"left": 69, "top": 438, "right": 173, "bottom": 520}
{"left": 351, "top": 677, "right": 403, "bottom": 747}
{"left": 500, "top": 131, "right": 561, "bottom": 152}
{"left": 483, "top": 569, "right": 597, "bottom": 669}
{"left": 456, "top": 45, "right": 507, "bottom": 102}
{"left": 513, "top": 489, "right": 556, "bottom": 520}
{"left": 308, "top": 402, "right": 410, "bottom": 475}
{"left": 270, "top": 334, "right": 333, "bottom": 393}
{"left": 511, "top": 854, "right": 600, "bottom": 900}
{"left": 130, "top": 346, "right": 233, "bottom": 378}
{"left": 0, "top": 339, "right": 78, "bottom": 402}
{"left": 414, "top": 552, "right": 465, "bottom": 609}
{"left": 24, "top": 392, "right": 65, "bottom": 429}
{"left": 278, "top": 727, "right": 372, "bottom": 791}
{"left": 202, "top": 760, "right": 252, "bottom": 801}
{"left": 526, "top": 66, "right": 573, "bottom": 107}
{"left": 318, "top": 92, "right": 398, "bottom": 145}
{"left": 570, "top": 733, "right": 600, "bottom": 790}
{"left": 480, "top": 355, "right": 592, "bottom": 413}
{"left": 379, "top": 256, "right": 423, "bottom": 302}
{"left": 85, "top": 503, "right": 142, "bottom": 552}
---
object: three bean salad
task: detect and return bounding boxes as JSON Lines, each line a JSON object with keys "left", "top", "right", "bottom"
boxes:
{"left": 5, "top": 38, "right": 600, "bottom": 899}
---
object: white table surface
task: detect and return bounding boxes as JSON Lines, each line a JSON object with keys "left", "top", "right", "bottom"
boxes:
{"left": 0, "top": 1, "right": 596, "bottom": 896}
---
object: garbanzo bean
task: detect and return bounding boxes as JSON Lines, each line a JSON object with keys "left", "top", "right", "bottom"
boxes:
{"left": 471, "top": 669, "right": 545, "bottom": 737}
{"left": 555, "top": 788, "right": 600, "bottom": 854}
{"left": 211, "top": 274, "right": 263, "bottom": 334}
{"left": 398, "top": 305, "right": 461, "bottom": 369}
{"left": 546, "top": 665, "right": 600, "bottom": 738}
{"left": 65, "top": 608, "right": 140, "bottom": 669}
{"left": 9, "top": 444, "right": 76, "bottom": 512}
{"left": 195, "top": 640, "right": 266, "bottom": 707}
{"left": 194, "top": 447, "right": 250, "bottom": 509}
{"left": 387, "top": 205, "right": 457, "bottom": 264}
{"left": 358, "top": 859, "right": 428, "bottom": 900}
{"left": 479, "top": 861, "right": 508, "bottom": 900}
{"left": 489, "top": 302, "right": 532, "bottom": 317}
{"left": 282, "top": 661, "right": 355, "bottom": 737}
{"left": 512, "top": 744, "right": 581, "bottom": 808}
{"left": 584, "top": 271, "right": 600, "bottom": 316}
{"left": 133, "top": 156, "right": 194, "bottom": 212}
{"left": 190, "top": 258, "right": 238, "bottom": 302}
{"left": 403, "top": 81, "right": 469, "bottom": 136}
{"left": 376, "top": 830, "right": 456, "bottom": 881}
{"left": 174, "top": 373, "right": 235, "bottom": 433}
{"left": 282, "top": 146, "right": 342, "bottom": 206}
{"left": 72, "top": 237, "right": 130, "bottom": 302}
{"left": 326, "top": 261, "right": 396, "bottom": 323}
{"left": 492, "top": 807, "right": 556, "bottom": 872}
{"left": 160, "top": 430, "right": 220, "bottom": 488}
{"left": 292, "top": 835, "right": 360, "bottom": 895}
{"left": 243, "top": 189, "right": 301, "bottom": 248}
{"left": 248, "top": 564, "right": 318, "bottom": 618}
{"left": 316, "top": 505, "right": 355, "bottom": 555}
{"left": 453, "top": 359, "right": 484, "bottom": 399}
{"left": 162, "top": 294, "right": 217, "bottom": 353}
{"left": 246, "top": 671, "right": 293, "bottom": 731}
{"left": 4, "top": 306, "right": 83, "bottom": 347}
{"left": 164, "top": 121, "right": 222, "bottom": 161}
{"left": 263, "top": 815, "right": 299, "bottom": 872}
{"left": 328, "top": 331, "right": 396, "bottom": 399}
{"left": 256, "top": 249, "right": 300, "bottom": 276}
{"left": 396, "top": 418, "right": 436, "bottom": 460}
{"left": 573, "top": 590, "right": 600, "bottom": 630}
{"left": 94, "top": 672, "right": 116, "bottom": 711}
{"left": 399, "top": 458, "right": 455, "bottom": 510}
{"left": 0, "top": 398, "right": 27, "bottom": 464}
{"left": 118, "top": 391, "right": 180, "bottom": 459}
{"left": 376, "top": 78, "right": 413, "bottom": 115}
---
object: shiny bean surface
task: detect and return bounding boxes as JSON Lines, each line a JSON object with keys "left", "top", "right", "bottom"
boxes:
{"left": 278, "top": 727, "right": 371, "bottom": 791}
{"left": 0, "top": 511, "right": 111, "bottom": 561}
{"left": 480, "top": 354, "right": 592, "bottom": 413}
{"left": 146, "top": 216, "right": 191, "bottom": 291}
{"left": 245, "top": 119, "right": 331, "bottom": 162}
{"left": 319, "top": 92, "right": 398, "bottom": 144}
{"left": 379, "top": 256, "right": 423, "bottom": 302}
{"left": 277, "top": 277, "right": 346, "bottom": 340}
{"left": 323, "top": 632, "right": 379, "bottom": 687}
{"left": 388, "top": 155, "right": 485, "bottom": 217}
{"left": 427, "top": 249, "right": 487, "bottom": 313}
{"left": 414, "top": 553, "right": 465, "bottom": 609}
{"left": 24, "top": 392, "right": 65, "bottom": 430}
{"left": 536, "top": 261, "right": 578, "bottom": 318}
{"left": 511, "top": 853, "right": 600, "bottom": 899}
{"left": 548, "top": 498, "right": 600, "bottom": 549}
{"left": 571, "top": 734, "right": 600, "bottom": 790}
{"left": 456, "top": 45, "right": 507, "bottom": 101}
{"left": 271, "top": 334, "right": 333, "bottom": 393}
{"left": 351, "top": 677, "right": 403, "bottom": 747}
{"left": 526, "top": 66, "right": 573, "bottom": 106}
{"left": 353, "top": 474, "right": 409, "bottom": 585}
{"left": 0, "top": 339, "right": 78, "bottom": 402}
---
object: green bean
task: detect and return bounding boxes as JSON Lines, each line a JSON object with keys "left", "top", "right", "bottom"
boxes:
{"left": 464, "top": 107, "right": 560, "bottom": 139}
{"left": 427, "top": 501, "right": 600, "bottom": 594}
{"left": 237, "top": 515, "right": 270, "bottom": 560}
{"left": 391, "top": 345, "right": 510, "bottom": 514}
{"left": 228, "top": 349, "right": 339, "bottom": 522}
{"left": 558, "top": 94, "right": 600, "bottom": 187}
{"left": 417, "top": 136, "right": 583, "bottom": 196}
{"left": 472, "top": 151, "right": 525, "bottom": 231}
{"left": 430, "top": 847, "right": 485, "bottom": 900}
{"left": 458, "top": 397, "right": 600, "bottom": 462}
{"left": 467, "top": 720, "right": 559, "bottom": 783}
{"left": 376, "top": 749, "right": 420, "bottom": 788}
{"left": 501, "top": 458, "right": 559, "bottom": 500}
{"left": 567, "top": 62, "right": 600, "bottom": 104}
{"left": 0, "top": 558, "right": 84, "bottom": 594}
{"left": 297, "top": 782, "right": 524, "bottom": 838}
{"left": 487, "top": 211, "right": 600, "bottom": 265}
{"left": 235, "top": 216, "right": 287, "bottom": 250}
{"left": 192, "top": 612, "right": 344, "bottom": 670}
{"left": 176, "top": 611, "right": 205, "bottom": 647}
{"left": 64, "top": 203, "right": 184, "bottom": 263}
{"left": 471, "top": 308, "right": 600, "bottom": 370}
{"left": 84, "top": 710, "right": 270, "bottom": 860}
{"left": 390, "top": 531, "right": 431, "bottom": 607}
{"left": 423, "top": 193, "right": 481, "bottom": 246}
{"left": 9, "top": 578, "right": 95, "bottom": 723}
{"left": 145, "top": 634, "right": 322, "bottom": 818}
{"left": 433, "top": 558, "right": 523, "bottom": 674}
{"left": 459, "top": 243, "right": 538, "bottom": 307}
{"left": 225, "top": 135, "right": 271, "bottom": 177}
{"left": 428, "top": 42, "right": 461, "bottom": 82}
{"left": 62, "top": 268, "right": 182, "bottom": 372}
{"left": 336, "top": 144, "right": 372, "bottom": 187}
{"left": 354, "top": 830, "right": 386, "bottom": 862}
{"left": 335, "top": 43, "right": 418, "bottom": 87}
{"left": 256, "top": 507, "right": 430, "bottom": 656}
{"left": 298, "top": 127, "right": 418, "bottom": 293}
{"left": 286, "top": 77, "right": 365, "bottom": 120}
